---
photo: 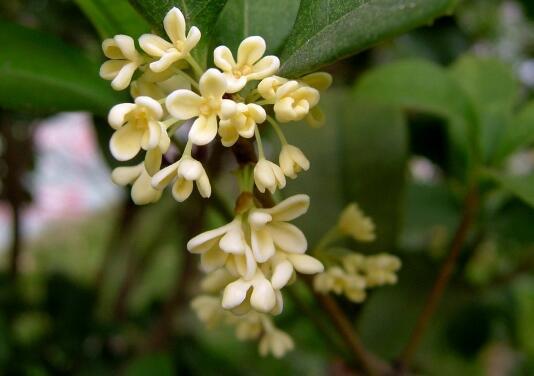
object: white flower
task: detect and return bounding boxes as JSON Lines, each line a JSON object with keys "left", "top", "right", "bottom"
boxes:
{"left": 187, "top": 217, "right": 257, "bottom": 278}
{"left": 108, "top": 96, "right": 164, "bottom": 161}
{"left": 191, "top": 295, "right": 225, "bottom": 328}
{"left": 139, "top": 7, "right": 201, "bottom": 72}
{"left": 279, "top": 144, "right": 310, "bottom": 179}
{"left": 270, "top": 252, "right": 323, "bottom": 290}
{"left": 338, "top": 203, "right": 376, "bottom": 242}
{"left": 364, "top": 254, "right": 401, "bottom": 287}
{"left": 218, "top": 103, "right": 266, "bottom": 147}
{"left": 130, "top": 67, "right": 191, "bottom": 99}
{"left": 100, "top": 35, "right": 143, "bottom": 90}
{"left": 151, "top": 156, "right": 211, "bottom": 202}
{"left": 111, "top": 163, "right": 162, "bottom": 205}
{"left": 166, "top": 69, "right": 237, "bottom": 145}
{"left": 259, "top": 328, "right": 294, "bottom": 358}
{"left": 313, "top": 266, "right": 367, "bottom": 303}
{"left": 222, "top": 270, "right": 279, "bottom": 313}
{"left": 214, "top": 36, "right": 280, "bottom": 93}
{"left": 253, "top": 159, "right": 286, "bottom": 194}
{"left": 257, "top": 76, "right": 288, "bottom": 101}
{"left": 273, "top": 80, "right": 320, "bottom": 123}
{"left": 248, "top": 194, "right": 309, "bottom": 262}
{"left": 234, "top": 312, "right": 263, "bottom": 340}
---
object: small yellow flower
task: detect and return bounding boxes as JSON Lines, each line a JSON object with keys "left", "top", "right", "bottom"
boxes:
{"left": 111, "top": 163, "right": 162, "bottom": 205}
{"left": 108, "top": 96, "right": 164, "bottom": 161}
{"left": 139, "top": 7, "right": 201, "bottom": 72}
{"left": 218, "top": 103, "right": 266, "bottom": 147}
{"left": 100, "top": 35, "right": 143, "bottom": 91}
{"left": 279, "top": 144, "right": 310, "bottom": 179}
{"left": 166, "top": 69, "right": 237, "bottom": 145}
{"left": 273, "top": 80, "right": 319, "bottom": 123}
{"left": 151, "top": 156, "right": 211, "bottom": 202}
{"left": 338, "top": 203, "right": 376, "bottom": 242}
{"left": 253, "top": 159, "right": 286, "bottom": 194}
{"left": 214, "top": 36, "right": 280, "bottom": 93}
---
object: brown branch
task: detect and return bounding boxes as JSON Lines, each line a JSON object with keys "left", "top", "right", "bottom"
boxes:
{"left": 303, "top": 276, "right": 391, "bottom": 376}
{"left": 397, "top": 187, "right": 479, "bottom": 372}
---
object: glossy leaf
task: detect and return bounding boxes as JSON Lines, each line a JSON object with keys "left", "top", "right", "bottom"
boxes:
{"left": 75, "top": 0, "right": 150, "bottom": 38}
{"left": 0, "top": 22, "right": 126, "bottom": 116}
{"left": 450, "top": 55, "right": 518, "bottom": 164}
{"left": 213, "top": 0, "right": 300, "bottom": 54}
{"left": 279, "top": 0, "right": 458, "bottom": 77}
{"left": 128, "top": 0, "right": 228, "bottom": 65}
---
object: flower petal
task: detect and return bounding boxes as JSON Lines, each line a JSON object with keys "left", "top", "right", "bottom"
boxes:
{"left": 248, "top": 55, "right": 280, "bottom": 80}
{"left": 109, "top": 124, "right": 142, "bottom": 161}
{"left": 100, "top": 60, "right": 127, "bottom": 80}
{"left": 222, "top": 279, "right": 251, "bottom": 309}
{"left": 144, "top": 148, "right": 162, "bottom": 176}
{"left": 269, "top": 222, "right": 307, "bottom": 254}
{"left": 287, "top": 254, "right": 324, "bottom": 274}
{"left": 102, "top": 38, "right": 123, "bottom": 59}
{"left": 188, "top": 115, "right": 218, "bottom": 145}
{"left": 184, "top": 26, "right": 201, "bottom": 51}
{"left": 113, "top": 34, "right": 139, "bottom": 61}
{"left": 271, "top": 260, "right": 294, "bottom": 289}
{"left": 164, "top": 7, "right": 187, "bottom": 44}
{"left": 151, "top": 160, "right": 179, "bottom": 190}
{"left": 111, "top": 164, "right": 142, "bottom": 186}
{"left": 218, "top": 121, "right": 239, "bottom": 147}
{"left": 135, "top": 96, "right": 163, "bottom": 119}
{"left": 251, "top": 226, "right": 275, "bottom": 262}
{"left": 131, "top": 169, "right": 162, "bottom": 205}
{"left": 178, "top": 158, "right": 203, "bottom": 180}
{"left": 139, "top": 34, "right": 173, "bottom": 57}
{"left": 196, "top": 172, "right": 212, "bottom": 198}
{"left": 108, "top": 103, "right": 135, "bottom": 129}
{"left": 149, "top": 50, "right": 181, "bottom": 72}
{"left": 172, "top": 176, "right": 193, "bottom": 202}
{"left": 200, "top": 247, "right": 228, "bottom": 272}
{"left": 219, "top": 220, "right": 245, "bottom": 254}
{"left": 237, "top": 36, "right": 266, "bottom": 66}
{"left": 199, "top": 68, "right": 226, "bottom": 98}
{"left": 214, "top": 45, "right": 236, "bottom": 72}
{"left": 111, "top": 62, "right": 138, "bottom": 90}
{"left": 250, "top": 277, "right": 276, "bottom": 312}
{"left": 265, "top": 194, "right": 310, "bottom": 222}
{"left": 166, "top": 89, "right": 202, "bottom": 119}
{"left": 187, "top": 223, "right": 231, "bottom": 254}
{"left": 140, "top": 120, "right": 161, "bottom": 150}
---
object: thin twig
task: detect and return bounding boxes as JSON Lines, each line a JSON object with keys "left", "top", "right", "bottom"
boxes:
{"left": 397, "top": 187, "right": 479, "bottom": 372}
{"left": 303, "top": 276, "right": 391, "bottom": 376}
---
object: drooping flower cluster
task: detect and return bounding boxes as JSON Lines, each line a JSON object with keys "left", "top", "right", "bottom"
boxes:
{"left": 313, "top": 204, "right": 401, "bottom": 303}
{"left": 100, "top": 6, "right": 330, "bottom": 357}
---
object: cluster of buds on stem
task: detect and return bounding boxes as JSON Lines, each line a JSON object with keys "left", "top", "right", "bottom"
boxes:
{"left": 100, "top": 7, "right": 332, "bottom": 357}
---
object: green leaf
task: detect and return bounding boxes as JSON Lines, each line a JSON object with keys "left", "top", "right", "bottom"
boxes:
{"left": 488, "top": 171, "right": 534, "bottom": 209}
{"left": 353, "top": 58, "right": 475, "bottom": 177}
{"left": 497, "top": 101, "right": 534, "bottom": 160}
{"left": 128, "top": 0, "right": 228, "bottom": 65}
{"left": 339, "top": 99, "right": 408, "bottom": 251}
{"left": 125, "top": 353, "right": 174, "bottom": 376}
{"left": 449, "top": 55, "right": 518, "bottom": 164}
{"left": 213, "top": 0, "right": 300, "bottom": 54}
{"left": 0, "top": 22, "right": 125, "bottom": 116}
{"left": 76, "top": 0, "right": 150, "bottom": 38}
{"left": 278, "top": 0, "right": 459, "bottom": 77}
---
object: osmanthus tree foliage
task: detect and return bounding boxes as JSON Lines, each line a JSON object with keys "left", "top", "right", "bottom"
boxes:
{"left": 17, "top": 0, "right": 534, "bottom": 374}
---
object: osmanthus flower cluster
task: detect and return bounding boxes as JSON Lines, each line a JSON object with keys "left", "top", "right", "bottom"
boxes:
{"left": 99, "top": 6, "right": 331, "bottom": 357}
{"left": 312, "top": 203, "right": 402, "bottom": 303}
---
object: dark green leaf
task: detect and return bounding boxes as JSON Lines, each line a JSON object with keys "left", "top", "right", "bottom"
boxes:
{"left": 279, "top": 0, "right": 459, "bottom": 77}
{"left": 497, "top": 101, "right": 534, "bottom": 160}
{"left": 128, "top": 0, "right": 228, "bottom": 65}
{"left": 339, "top": 99, "right": 408, "bottom": 251}
{"left": 353, "top": 58, "right": 475, "bottom": 178}
{"left": 125, "top": 353, "right": 174, "bottom": 376}
{"left": 0, "top": 22, "right": 126, "bottom": 116}
{"left": 449, "top": 55, "right": 517, "bottom": 164}
{"left": 488, "top": 171, "right": 534, "bottom": 209}
{"left": 75, "top": 0, "right": 150, "bottom": 38}
{"left": 213, "top": 0, "right": 300, "bottom": 54}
